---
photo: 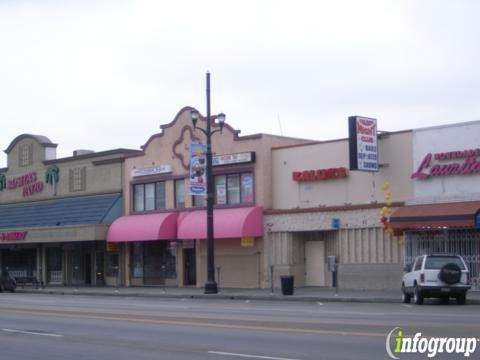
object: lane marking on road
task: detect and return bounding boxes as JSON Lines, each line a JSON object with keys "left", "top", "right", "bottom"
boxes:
{"left": 2, "top": 308, "right": 388, "bottom": 337}
{"left": 2, "top": 328, "right": 64, "bottom": 337}
{"left": 401, "top": 304, "right": 412, "bottom": 309}
{"left": 317, "top": 302, "right": 323, "bottom": 306}
{"left": 245, "top": 300, "right": 250, "bottom": 304}
{"left": 208, "top": 351, "right": 301, "bottom": 360}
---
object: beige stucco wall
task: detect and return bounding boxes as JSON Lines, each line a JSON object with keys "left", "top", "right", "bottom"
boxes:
{"left": 272, "top": 131, "right": 414, "bottom": 209}
{"left": 0, "top": 136, "right": 127, "bottom": 204}
{"left": 123, "top": 107, "right": 312, "bottom": 213}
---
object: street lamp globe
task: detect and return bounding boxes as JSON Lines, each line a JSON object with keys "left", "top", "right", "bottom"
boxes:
{"left": 190, "top": 110, "right": 199, "bottom": 129}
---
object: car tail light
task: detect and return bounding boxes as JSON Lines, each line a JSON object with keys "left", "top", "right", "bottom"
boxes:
{"left": 420, "top": 273, "right": 425, "bottom": 283}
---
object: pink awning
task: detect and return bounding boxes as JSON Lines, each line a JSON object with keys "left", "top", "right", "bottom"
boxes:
{"left": 107, "top": 213, "right": 178, "bottom": 242}
{"left": 177, "top": 207, "right": 263, "bottom": 239}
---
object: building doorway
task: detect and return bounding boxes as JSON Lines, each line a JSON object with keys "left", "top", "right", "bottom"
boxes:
{"left": 46, "top": 247, "right": 63, "bottom": 285}
{"left": 84, "top": 253, "right": 92, "bottom": 285}
{"left": 95, "top": 251, "right": 105, "bottom": 285}
{"left": 183, "top": 248, "right": 196, "bottom": 286}
{"left": 305, "top": 240, "right": 325, "bottom": 286}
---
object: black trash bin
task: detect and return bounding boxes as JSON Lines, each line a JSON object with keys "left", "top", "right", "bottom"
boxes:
{"left": 281, "top": 275, "right": 294, "bottom": 295}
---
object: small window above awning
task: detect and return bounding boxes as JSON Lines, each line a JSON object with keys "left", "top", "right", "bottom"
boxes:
{"left": 389, "top": 201, "right": 480, "bottom": 231}
{"left": 177, "top": 207, "right": 263, "bottom": 240}
{"left": 107, "top": 213, "right": 178, "bottom": 242}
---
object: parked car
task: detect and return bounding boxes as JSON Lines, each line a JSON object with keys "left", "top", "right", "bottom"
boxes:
{"left": 0, "top": 270, "right": 17, "bottom": 293}
{"left": 402, "top": 254, "right": 471, "bottom": 305}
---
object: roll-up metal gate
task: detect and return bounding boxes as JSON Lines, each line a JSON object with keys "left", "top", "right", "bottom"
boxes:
{"left": 405, "top": 229, "right": 480, "bottom": 290}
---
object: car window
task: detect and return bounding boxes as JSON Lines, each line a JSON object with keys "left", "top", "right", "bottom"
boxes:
{"left": 425, "top": 256, "right": 466, "bottom": 270}
{"left": 413, "top": 257, "right": 423, "bottom": 271}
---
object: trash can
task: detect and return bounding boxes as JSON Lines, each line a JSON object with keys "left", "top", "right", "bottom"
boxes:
{"left": 281, "top": 275, "right": 294, "bottom": 295}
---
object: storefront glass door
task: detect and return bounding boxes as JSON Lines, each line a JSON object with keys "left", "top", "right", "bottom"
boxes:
{"left": 46, "top": 247, "right": 63, "bottom": 284}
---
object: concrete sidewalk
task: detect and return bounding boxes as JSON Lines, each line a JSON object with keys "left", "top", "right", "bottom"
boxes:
{"left": 14, "top": 285, "right": 480, "bottom": 304}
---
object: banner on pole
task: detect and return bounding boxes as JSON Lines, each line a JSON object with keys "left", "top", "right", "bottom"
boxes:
{"left": 189, "top": 143, "right": 207, "bottom": 195}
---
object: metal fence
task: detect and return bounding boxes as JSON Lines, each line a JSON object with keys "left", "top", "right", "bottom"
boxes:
{"left": 405, "top": 229, "right": 480, "bottom": 290}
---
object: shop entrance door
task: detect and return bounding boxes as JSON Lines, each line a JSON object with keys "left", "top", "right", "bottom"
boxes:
{"left": 70, "top": 251, "right": 84, "bottom": 285}
{"left": 84, "top": 253, "right": 92, "bottom": 285}
{"left": 95, "top": 252, "right": 105, "bottom": 285}
{"left": 305, "top": 241, "right": 325, "bottom": 286}
{"left": 46, "top": 247, "right": 63, "bottom": 285}
{"left": 183, "top": 248, "right": 196, "bottom": 286}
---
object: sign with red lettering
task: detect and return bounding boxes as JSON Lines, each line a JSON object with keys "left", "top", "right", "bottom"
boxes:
{"left": 292, "top": 167, "right": 348, "bottom": 182}
{"left": 5, "top": 172, "right": 44, "bottom": 197}
{"left": 0, "top": 231, "right": 27, "bottom": 241}
{"left": 412, "top": 148, "right": 480, "bottom": 180}
{"left": 348, "top": 116, "right": 378, "bottom": 172}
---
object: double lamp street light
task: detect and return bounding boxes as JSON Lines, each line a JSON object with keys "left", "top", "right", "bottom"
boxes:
{"left": 190, "top": 72, "right": 225, "bottom": 294}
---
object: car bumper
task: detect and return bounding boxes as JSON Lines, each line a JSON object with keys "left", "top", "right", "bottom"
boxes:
{"left": 418, "top": 285, "right": 470, "bottom": 297}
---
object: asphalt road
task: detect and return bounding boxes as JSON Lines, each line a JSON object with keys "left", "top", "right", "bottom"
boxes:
{"left": 0, "top": 293, "right": 479, "bottom": 360}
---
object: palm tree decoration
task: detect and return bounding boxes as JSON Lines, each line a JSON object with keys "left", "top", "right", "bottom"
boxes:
{"left": 45, "top": 165, "right": 59, "bottom": 196}
{"left": 0, "top": 174, "right": 5, "bottom": 191}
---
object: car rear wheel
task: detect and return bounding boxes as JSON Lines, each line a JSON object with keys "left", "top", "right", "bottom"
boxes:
{"left": 413, "top": 285, "right": 424, "bottom": 305}
{"left": 456, "top": 293, "right": 466, "bottom": 305}
{"left": 402, "top": 285, "right": 411, "bottom": 304}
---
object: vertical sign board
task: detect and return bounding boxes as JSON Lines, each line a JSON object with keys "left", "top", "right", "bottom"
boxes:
{"left": 348, "top": 116, "right": 379, "bottom": 172}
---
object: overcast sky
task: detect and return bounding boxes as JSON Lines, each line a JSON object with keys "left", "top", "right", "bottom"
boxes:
{"left": 1, "top": 1, "right": 479, "bottom": 167}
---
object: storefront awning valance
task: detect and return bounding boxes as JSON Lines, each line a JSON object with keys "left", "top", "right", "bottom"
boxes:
{"left": 107, "top": 213, "right": 178, "bottom": 242}
{"left": 390, "top": 201, "right": 480, "bottom": 231}
{"left": 177, "top": 207, "right": 263, "bottom": 239}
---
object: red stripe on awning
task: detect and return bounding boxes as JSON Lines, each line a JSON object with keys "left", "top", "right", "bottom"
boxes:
{"left": 177, "top": 207, "right": 263, "bottom": 239}
{"left": 107, "top": 213, "right": 178, "bottom": 242}
{"left": 389, "top": 201, "right": 480, "bottom": 231}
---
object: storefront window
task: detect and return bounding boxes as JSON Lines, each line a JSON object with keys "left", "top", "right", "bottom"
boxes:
{"left": 134, "top": 181, "right": 166, "bottom": 212}
{"left": 134, "top": 184, "right": 145, "bottom": 212}
{"left": 175, "top": 179, "right": 185, "bottom": 209}
{"left": 213, "top": 172, "right": 253, "bottom": 205}
{"left": 130, "top": 241, "right": 177, "bottom": 285}
{"left": 241, "top": 173, "right": 254, "bottom": 203}
{"left": 227, "top": 175, "right": 241, "bottom": 204}
{"left": 145, "top": 183, "right": 155, "bottom": 211}
{"left": 215, "top": 176, "right": 227, "bottom": 204}
{"left": 156, "top": 182, "right": 166, "bottom": 209}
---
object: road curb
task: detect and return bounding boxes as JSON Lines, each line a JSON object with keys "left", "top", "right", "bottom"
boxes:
{"left": 14, "top": 288, "right": 480, "bottom": 305}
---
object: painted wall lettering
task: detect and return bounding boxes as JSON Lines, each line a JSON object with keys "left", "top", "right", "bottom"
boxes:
{"left": 412, "top": 148, "right": 480, "bottom": 180}
{"left": 8, "top": 172, "right": 37, "bottom": 190}
{"left": 0, "top": 231, "right": 27, "bottom": 241}
{"left": 5, "top": 171, "right": 45, "bottom": 197}
{"left": 292, "top": 167, "right": 348, "bottom": 182}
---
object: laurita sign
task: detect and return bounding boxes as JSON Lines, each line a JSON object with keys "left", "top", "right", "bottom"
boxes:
{"left": 411, "top": 148, "right": 480, "bottom": 180}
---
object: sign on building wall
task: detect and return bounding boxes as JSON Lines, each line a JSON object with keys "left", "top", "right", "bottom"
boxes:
{"left": 412, "top": 122, "right": 480, "bottom": 201}
{"left": 411, "top": 148, "right": 480, "bottom": 180}
{"left": 348, "top": 116, "right": 378, "bottom": 172}
{"left": 131, "top": 165, "right": 172, "bottom": 178}
{"left": 189, "top": 143, "right": 207, "bottom": 196}
{"left": 213, "top": 152, "right": 255, "bottom": 166}
{"left": 0, "top": 231, "right": 27, "bottom": 241}
{"left": 292, "top": 167, "right": 347, "bottom": 182}
{"left": 1, "top": 171, "right": 45, "bottom": 197}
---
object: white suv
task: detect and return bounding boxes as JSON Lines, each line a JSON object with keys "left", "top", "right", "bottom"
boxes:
{"left": 402, "top": 254, "right": 471, "bottom": 305}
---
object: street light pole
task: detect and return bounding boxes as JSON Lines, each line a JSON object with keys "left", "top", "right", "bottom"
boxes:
{"left": 204, "top": 72, "right": 217, "bottom": 294}
{"left": 190, "top": 72, "right": 225, "bottom": 294}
